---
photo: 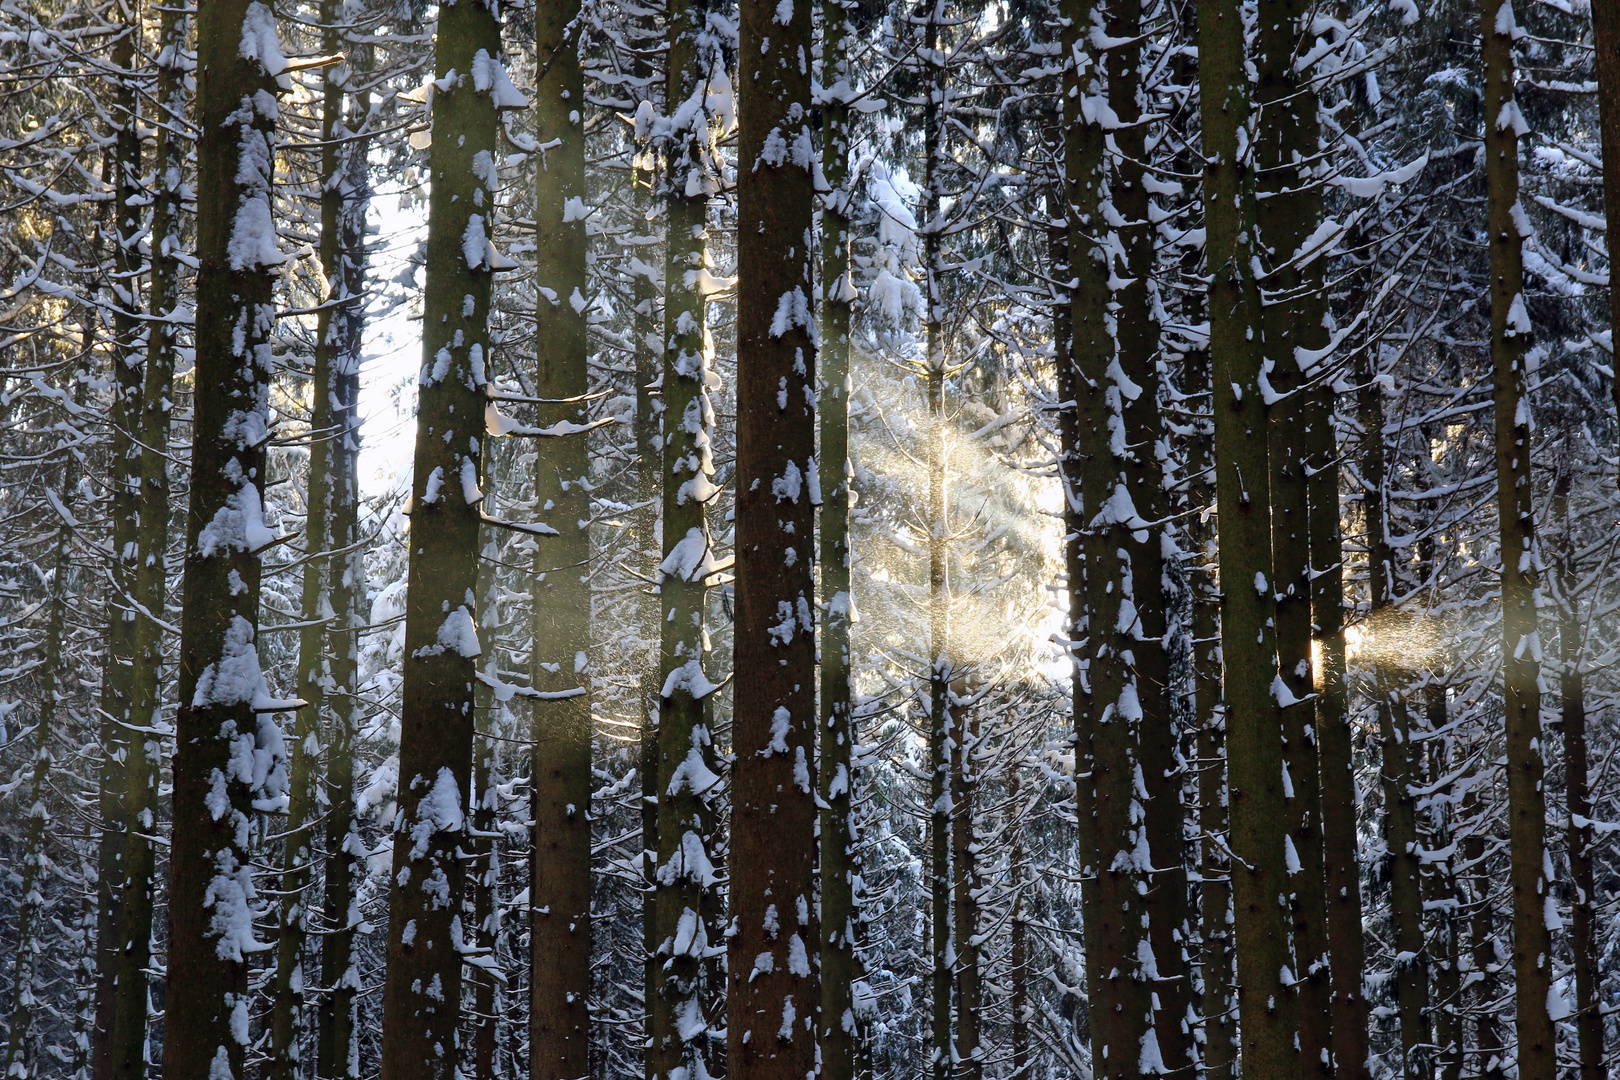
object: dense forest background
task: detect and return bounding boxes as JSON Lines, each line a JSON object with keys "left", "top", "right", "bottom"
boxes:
{"left": 1, "top": 0, "right": 1619, "bottom": 1078}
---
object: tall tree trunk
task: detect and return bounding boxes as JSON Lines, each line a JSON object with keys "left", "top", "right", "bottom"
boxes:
{"left": 95, "top": 13, "right": 144, "bottom": 1075}
{"left": 921, "top": 26, "right": 953, "bottom": 1075}
{"left": 1195, "top": 0, "right": 1302, "bottom": 1071}
{"left": 4, "top": 429, "right": 80, "bottom": 1078}
{"left": 1186, "top": 333, "right": 1236, "bottom": 1080}
{"left": 1461, "top": 783, "right": 1506, "bottom": 1079}
{"left": 530, "top": 0, "right": 594, "bottom": 1075}
{"left": 1254, "top": 4, "right": 1333, "bottom": 1075}
{"left": 1083, "top": 0, "right": 1156, "bottom": 1069}
{"left": 110, "top": 0, "right": 186, "bottom": 1071}
{"left": 1102, "top": 0, "right": 1190, "bottom": 1067}
{"left": 1420, "top": 668, "right": 1462, "bottom": 1080}
{"left": 1058, "top": 0, "right": 1108, "bottom": 1052}
{"left": 270, "top": 5, "right": 350, "bottom": 1067}
{"left": 1306, "top": 357, "right": 1369, "bottom": 1080}
{"left": 315, "top": 47, "right": 371, "bottom": 1080}
{"left": 818, "top": 1, "right": 862, "bottom": 1074}
{"left": 1482, "top": 5, "right": 1555, "bottom": 1076}
{"left": 631, "top": 48, "right": 663, "bottom": 1080}
{"left": 1008, "top": 767, "right": 1030, "bottom": 1080}
{"left": 651, "top": 4, "right": 725, "bottom": 1078}
{"left": 1358, "top": 357, "right": 1429, "bottom": 1078}
{"left": 470, "top": 542, "right": 503, "bottom": 1080}
{"left": 951, "top": 698, "right": 982, "bottom": 1080}
{"left": 816, "top": 0, "right": 868, "bottom": 1075}
{"left": 378, "top": 1, "right": 503, "bottom": 1076}
{"left": 1591, "top": 0, "right": 1620, "bottom": 481}
{"left": 163, "top": 3, "right": 284, "bottom": 1078}
{"left": 729, "top": 0, "right": 820, "bottom": 1069}
{"left": 1552, "top": 471, "right": 1604, "bottom": 1080}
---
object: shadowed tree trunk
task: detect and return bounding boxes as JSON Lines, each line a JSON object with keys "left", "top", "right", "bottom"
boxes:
{"left": 818, "top": 0, "right": 863, "bottom": 1074}
{"left": 1195, "top": 0, "right": 1302, "bottom": 1069}
{"left": 530, "top": 0, "right": 593, "bottom": 1074}
{"left": 94, "top": 14, "right": 143, "bottom": 1074}
{"left": 315, "top": 42, "right": 372, "bottom": 1080}
{"left": 1482, "top": 4, "right": 1555, "bottom": 1076}
{"left": 1591, "top": 0, "right": 1620, "bottom": 482}
{"left": 108, "top": 1, "right": 187, "bottom": 1072}
{"left": 1552, "top": 470, "right": 1604, "bottom": 1080}
{"left": 378, "top": 2, "right": 504, "bottom": 1077}
{"left": 1254, "top": 1, "right": 1334, "bottom": 1073}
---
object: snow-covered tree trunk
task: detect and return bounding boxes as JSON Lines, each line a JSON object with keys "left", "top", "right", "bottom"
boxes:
{"left": 270, "top": 5, "right": 353, "bottom": 1067}
{"left": 378, "top": 1, "right": 505, "bottom": 1075}
{"left": 1551, "top": 473, "right": 1603, "bottom": 1080}
{"left": 1481, "top": 4, "right": 1554, "bottom": 1075}
{"left": 1308, "top": 371, "right": 1368, "bottom": 1080}
{"left": 315, "top": 42, "right": 371, "bottom": 1080}
{"left": 1253, "top": 3, "right": 1332, "bottom": 1073}
{"left": 163, "top": 2, "right": 286, "bottom": 1078}
{"left": 4, "top": 418, "right": 79, "bottom": 1080}
{"left": 1186, "top": 331, "right": 1236, "bottom": 1080}
{"left": 1059, "top": 0, "right": 1108, "bottom": 1034}
{"left": 1358, "top": 353, "right": 1429, "bottom": 1078}
{"left": 1194, "top": 0, "right": 1301, "bottom": 1069}
{"left": 728, "top": 0, "right": 820, "bottom": 1069}
{"left": 817, "top": 0, "right": 863, "bottom": 1073}
{"left": 94, "top": 13, "right": 145, "bottom": 1072}
{"left": 650, "top": 2, "right": 725, "bottom": 1076}
{"left": 530, "top": 0, "right": 593, "bottom": 1072}
{"left": 921, "top": 20, "right": 952, "bottom": 1076}
{"left": 1101, "top": 0, "right": 1190, "bottom": 1066}
{"left": 1590, "top": 0, "right": 1620, "bottom": 479}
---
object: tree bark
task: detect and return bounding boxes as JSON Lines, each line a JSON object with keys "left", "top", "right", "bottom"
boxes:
{"left": 4, "top": 419, "right": 80, "bottom": 1078}
{"left": 1254, "top": 3, "right": 1333, "bottom": 1075}
{"left": 1553, "top": 471, "right": 1604, "bottom": 1080}
{"left": 729, "top": 0, "right": 820, "bottom": 1070}
{"left": 1058, "top": 0, "right": 1108, "bottom": 1051}
{"left": 378, "top": 2, "right": 503, "bottom": 1077}
{"left": 530, "top": 0, "right": 594, "bottom": 1075}
{"left": 1306, "top": 353, "right": 1369, "bottom": 1080}
{"left": 1482, "top": 4, "right": 1555, "bottom": 1076}
{"left": 651, "top": 4, "right": 726, "bottom": 1078}
{"left": 109, "top": 0, "right": 186, "bottom": 1072}
{"left": 315, "top": 43, "right": 371, "bottom": 1080}
{"left": 1590, "top": 0, "right": 1620, "bottom": 482}
{"left": 1358, "top": 356, "right": 1429, "bottom": 1078}
{"left": 951, "top": 696, "right": 982, "bottom": 1080}
{"left": 1186, "top": 332, "right": 1236, "bottom": 1080}
{"left": 818, "top": 0, "right": 863, "bottom": 1074}
{"left": 163, "top": 3, "right": 284, "bottom": 1078}
{"left": 270, "top": 4, "right": 352, "bottom": 1067}
{"left": 1195, "top": 0, "right": 1302, "bottom": 1071}
{"left": 94, "top": 13, "right": 144, "bottom": 1074}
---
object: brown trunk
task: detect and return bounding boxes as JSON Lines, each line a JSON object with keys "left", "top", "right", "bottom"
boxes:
{"left": 728, "top": 0, "right": 820, "bottom": 1072}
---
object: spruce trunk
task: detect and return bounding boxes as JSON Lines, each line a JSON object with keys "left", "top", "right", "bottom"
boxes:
{"left": 729, "top": 0, "right": 820, "bottom": 1071}
{"left": 530, "top": 0, "right": 593, "bottom": 1074}
{"left": 163, "top": 2, "right": 283, "bottom": 1078}
{"left": 1482, "top": 4, "right": 1555, "bottom": 1075}
{"left": 1195, "top": 0, "right": 1302, "bottom": 1070}
{"left": 378, "top": 2, "right": 503, "bottom": 1077}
